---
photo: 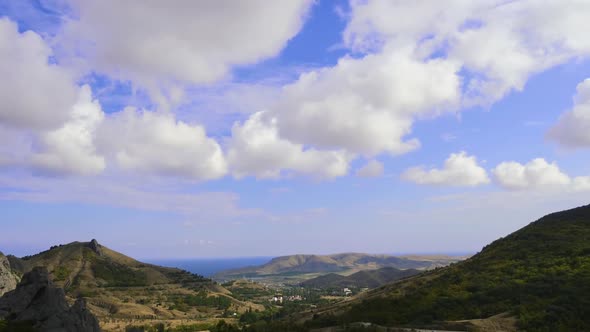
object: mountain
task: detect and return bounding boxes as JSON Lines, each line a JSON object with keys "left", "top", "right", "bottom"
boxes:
{"left": 2, "top": 240, "right": 263, "bottom": 328}
{"left": 300, "top": 267, "right": 420, "bottom": 289}
{"left": 307, "top": 204, "right": 590, "bottom": 331}
{"left": 0, "top": 267, "right": 100, "bottom": 331}
{"left": 0, "top": 252, "right": 18, "bottom": 297}
{"left": 8, "top": 239, "right": 204, "bottom": 289}
{"left": 214, "top": 253, "right": 461, "bottom": 280}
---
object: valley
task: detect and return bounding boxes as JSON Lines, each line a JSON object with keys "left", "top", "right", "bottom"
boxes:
{"left": 0, "top": 243, "right": 460, "bottom": 331}
{"left": 3, "top": 204, "right": 590, "bottom": 331}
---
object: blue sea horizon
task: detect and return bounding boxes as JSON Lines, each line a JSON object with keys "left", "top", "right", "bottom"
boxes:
{"left": 145, "top": 257, "right": 273, "bottom": 278}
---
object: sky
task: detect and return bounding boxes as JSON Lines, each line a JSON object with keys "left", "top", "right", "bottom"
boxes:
{"left": 1, "top": 0, "right": 590, "bottom": 259}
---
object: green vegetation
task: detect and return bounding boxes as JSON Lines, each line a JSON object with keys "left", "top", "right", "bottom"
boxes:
{"left": 223, "top": 280, "right": 274, "bottom": 303}
{"left": 124, "top": 322, "right": 214, "bottom": 332}
{"left": 92, "top": 259, "right": 148, "bottom": 287}
{"left": 124, "top": 321, "right": 244, "bottom": 332}
{"left": 52, "top": 266, "right": 71, "bottom": 281}
{"left": 167, "top": 291, "right": 232, "bottom": 311}
{"left": 165, "top": 269, "right": 209, "bottom": 285}
{"left": 316, "top": 204, "right": 590, "bottom": 331}
{"left": 0, "top": 320, "right": 36, "bottom": 332}
{"left": 2, "top": 240, "right": 261, "bottom": 327}
{"left": 301, "top": 267, "right": 420, "bottom": 289}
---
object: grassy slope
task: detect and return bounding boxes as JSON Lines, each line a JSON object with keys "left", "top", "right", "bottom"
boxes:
{"left": 5, "top": 241, "right": 263, "bottom": 324}
{"left": 313, "top": 204, "right": 590, "bottom": 331}
{"left": 9, "top": 241, "right": 194, "bottom": 288}
{"left": 301, "top": 267, "right": 420, "bottom": 289}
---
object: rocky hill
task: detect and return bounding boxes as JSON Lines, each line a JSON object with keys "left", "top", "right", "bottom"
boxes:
{"left": 8, "top": 239, "right": 205, "bottom": 290}
{"left": 300, "top": 267, "right": 420, "bottom": 289}
{"left": 214, "top": 253, "right": 461, "bottom": 280}
{"left": 2, "top": 240, "right": 262, "bottom": 329}
{"left": 0, "top": 252, "right": 18, "bottom": 297}
{"left": 306, "top": 204, "right": 590, "bottom": 331}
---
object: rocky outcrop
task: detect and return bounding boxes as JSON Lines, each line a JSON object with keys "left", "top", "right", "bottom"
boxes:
{"left": 0, "top": 267, "right": 101, "bottom": 331}
{"left": 0, "top": 252, "right": 18, "bottom": 296}
{"left": 87, "top": 239, "right": 103, "bottom": 256}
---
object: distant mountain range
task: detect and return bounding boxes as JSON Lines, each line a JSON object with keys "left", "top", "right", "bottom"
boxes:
{"left": 214, "top": 253, "right": 463, "bottom": 281}
{"left": 306, "top": 204, "right": 590, "bottom": 331}
{"left": 300, "top": 266, "right": 421, "bottom": 289}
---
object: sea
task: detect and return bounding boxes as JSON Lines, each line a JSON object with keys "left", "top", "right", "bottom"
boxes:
{"left": 145, "top": 257, "right": 273, "bottom": 278}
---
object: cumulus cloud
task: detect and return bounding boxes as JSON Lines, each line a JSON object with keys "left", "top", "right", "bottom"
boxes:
{"left": 547, "top": 79, "right": 590, "bottom": 147}
{"left": 0, "top": 18, "right": 77, "bottom": 130}
{"left": 97, "top": 109, "right": 227, "bottom": 180}
{"left": 5, "top": 2, "right": 590, "bottom": 181}
{"left": 227, "top": 112, "right": 352, "bottom": 179}
{"left": 272, "top": 49, "right": 460, "bottom": 156}
{"left": 226, "top": 0, "right": 590, "bottom": 178}
{"left": 356, "top": 159, "right": 384, "bottom": 178}
{"left": 492, "top": 158, "right": 588, "bottom": 191}
{"left": 61, "top": 1, "right": 312, "bottom": 92}
{"left": 31, "top": 85, "right": 105, "bottom": 176}
{"left": 344, "top": 1, "right": 590, "bottom": 105}
{"left": 573, "top": 176, "right": 590, "bottom": 192}
{"left": 0, "top": 125, "right": 32, "bottom": 168}
{"left": 402, "top": 152, "right": 490, "bottom": 186}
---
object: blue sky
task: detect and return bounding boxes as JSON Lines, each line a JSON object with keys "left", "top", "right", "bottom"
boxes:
{"left": 1, "top": 1, "right": 590, "bottom": 259}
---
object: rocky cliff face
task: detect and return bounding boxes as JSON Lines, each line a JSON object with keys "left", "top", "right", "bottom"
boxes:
{"left": 87, "top": 239, "right": 103, "bottom": 256}
{"left": 0, "top": 252, "right": 18, "bottom": 297}
{"left": 0, "top": 267, "right": 101, "bottom": 332}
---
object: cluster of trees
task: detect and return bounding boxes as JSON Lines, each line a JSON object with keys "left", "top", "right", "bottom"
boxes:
{"left": 0, "top": 320, "right": 35, "bottom": 332}
{"left": 92, "top": 260, "right": 149, "bottom": 287}
{"left": 168, "top": 291, "right": 232, "bottom": 311}
{"left": 167, "top": 269, "right": 209, "bottom": 285}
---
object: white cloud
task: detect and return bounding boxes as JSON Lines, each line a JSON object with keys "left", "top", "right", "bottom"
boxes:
{"left": 31, "top": 85, "right": 105, "bottom": 176}
{"left": 0, "top": 125, "right": 33, "bottom": 169}
{"left": 229, "top": 0, "right": 590, "bottom": 175}
{"left": 0, "top": 18, "right": 77, "bottom": 130}
{"left": 61, "top": 0, "right": 312, "bottom": 97}
{"left": 547, "top": 79, "right": 590, "bottom": 147}
{"left": 4, "top": 2, "right": 590, "bottom": 182}
{"left": 227, "top": 112, "right": 352, "bottom": 179}
{"left": 97, "top": 109, "right": 227, "bottom": 180}
{"left": 356, "top": 159, "right": 384, "bottom": 178}
{"left": 402, "top": 152, "right": 490, "bottom": 186}
{"left": 573, "top": 176, "right": 590, "bottom": 192}
{"left": 492, "top": 158, "right": 572, "bottom": 190}
{"left": 0, "top": 173, "right": 255, "bottom": 219}
{"left": 262, "top": 48, "right": 460, "bottom": 158}
{"left": 344, "top": 1, "right": 590, "bottom": 105}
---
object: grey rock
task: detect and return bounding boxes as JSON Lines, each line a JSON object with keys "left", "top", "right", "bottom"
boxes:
{"left": 0, "top": 252, "right": 18, "bottom": 296}
{"left": 0, "top": 267, "right": 101, "bottom": 332}
{"left": 88, "top": 239, "right": 103, "bottom": 256}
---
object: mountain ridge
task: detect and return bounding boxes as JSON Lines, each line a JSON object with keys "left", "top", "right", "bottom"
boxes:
{"left": 305, "top": 204, "right": 590, "bottom": 331}
{"left": 300, "top": 266, "right": 421, "bottom": 289}
{"left": 214, "top": 252, "right": 462, "bottom": 279}
{"left": 1, "top": 239, "right": 263, "bottom": 328}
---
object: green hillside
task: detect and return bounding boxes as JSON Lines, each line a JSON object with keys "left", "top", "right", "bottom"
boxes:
{"left": 310, "top": 204, "right": 590, "bottom": 331}
{"left": 301, "top": 267, "right": 420, "bottom": 289}
{"left": 3, "top": 240, "right": 264, "bottom": 326}
{"left": 8, "top": 239, "right": 206, "bottom": 290}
